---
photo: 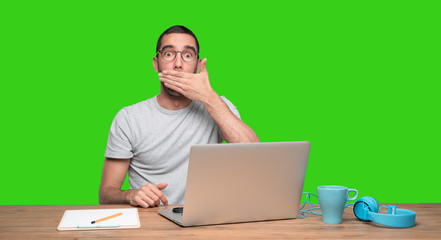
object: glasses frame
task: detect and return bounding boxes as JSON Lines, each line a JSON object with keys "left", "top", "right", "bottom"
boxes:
{"left": 156, "top": 48, "right": 198, "bottom": 63}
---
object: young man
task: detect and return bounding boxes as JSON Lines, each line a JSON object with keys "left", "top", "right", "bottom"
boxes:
{"left": 99, "top": 25, "right": 259, "bottom": 208}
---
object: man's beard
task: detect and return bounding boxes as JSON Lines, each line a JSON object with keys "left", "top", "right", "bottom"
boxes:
{"left": 158, "top": 64, "right": 198, "bottom": 98}
{"left": 161, "top": 82, "right": 184, "bottom": 98}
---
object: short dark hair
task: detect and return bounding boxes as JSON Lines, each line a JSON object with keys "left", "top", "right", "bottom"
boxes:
{"left": 156, "top": 25, "right": 199, "bottom": 54}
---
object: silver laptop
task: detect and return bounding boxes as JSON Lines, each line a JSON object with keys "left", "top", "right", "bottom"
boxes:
{"left": 158, "top": 141, "right": 310, "bottom": 227}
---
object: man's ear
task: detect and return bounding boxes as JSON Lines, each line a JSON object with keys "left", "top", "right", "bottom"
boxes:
{"left": 197, "top": 58, "right": 202, "bottom": 73}
{"left": 153, "top": 57, "right": 159, "bottom": 72}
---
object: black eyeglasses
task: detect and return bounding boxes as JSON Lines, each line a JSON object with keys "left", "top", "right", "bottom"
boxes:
{"left": 156, "top": 48, "right": 197, "bottom": 62}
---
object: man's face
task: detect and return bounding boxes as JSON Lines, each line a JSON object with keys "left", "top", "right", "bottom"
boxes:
{"left": 153, "top": 33, "right": 201, "bottom": 98}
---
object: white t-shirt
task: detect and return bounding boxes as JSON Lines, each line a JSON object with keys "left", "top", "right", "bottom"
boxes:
{"left": 104, "top": 95, "right": 240, "bottom": 204}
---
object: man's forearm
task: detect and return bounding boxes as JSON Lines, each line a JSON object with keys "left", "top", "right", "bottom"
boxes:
{"left": 203, "top": 91, "right": 259, "bottom": 143}
{"left": 99, "top": 186, "right": 135, "bottom": 204}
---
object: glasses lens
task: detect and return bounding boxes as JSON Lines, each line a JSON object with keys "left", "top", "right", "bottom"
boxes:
{"left": 182, "top": 49, "right": 196, "bottom": 62}
{"left": 161, "top": 49, "right": 176, "bottom": 62}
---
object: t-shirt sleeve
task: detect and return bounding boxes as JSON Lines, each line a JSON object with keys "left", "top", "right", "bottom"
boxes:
{"left": 104, "top": 108, "right": 134, "bottom": 159}
{"left": 220, "top": 96, "right": 241, "bottom": 119}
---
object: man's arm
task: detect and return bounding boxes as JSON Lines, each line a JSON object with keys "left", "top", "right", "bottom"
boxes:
{"left": 99, "top": 158, "right": 133, "bottom": 204}
{"left": 99, "top": 157, "right": 168, "bottom": 207}
{"left": 203, "top": 92, "right": 259, "bottom": 143}
{"left": 159, "top": 58, "right": 259, "bottom": 143}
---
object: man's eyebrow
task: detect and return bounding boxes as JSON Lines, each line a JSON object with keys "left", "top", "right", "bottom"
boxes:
{"left": 161, "top": 45, "right": 174, "bottom": 51}
{"left": 184, "top": 45, "right": 197, "bottom": 53}
{"left": 161, "top": 45, "right": 197, "bottom": 52}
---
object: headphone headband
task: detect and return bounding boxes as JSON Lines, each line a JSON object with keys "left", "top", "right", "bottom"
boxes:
{"left": 353, "top": 197, "right": 416, "bottom": 228}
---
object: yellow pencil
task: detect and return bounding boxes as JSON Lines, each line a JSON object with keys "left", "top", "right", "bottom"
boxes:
{"left": 91, "top": 212, "right": 123, "bottom": 224}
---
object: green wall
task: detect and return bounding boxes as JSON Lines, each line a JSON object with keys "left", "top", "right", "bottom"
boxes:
{"left": 1, "top": 1, "right": 439, "bottom": 204}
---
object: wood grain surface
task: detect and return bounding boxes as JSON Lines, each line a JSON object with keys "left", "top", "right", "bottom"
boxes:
{"left": 0, "top": 203, "right": 439, "bottom": 239}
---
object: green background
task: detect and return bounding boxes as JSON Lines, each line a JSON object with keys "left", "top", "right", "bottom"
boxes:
{"left": 1, "top": 1, "right": 439, "bottom": 205}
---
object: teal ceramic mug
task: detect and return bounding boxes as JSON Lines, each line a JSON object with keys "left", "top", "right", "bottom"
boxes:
{"left": 317, "top": 186, "right": 358, "bottom": 224}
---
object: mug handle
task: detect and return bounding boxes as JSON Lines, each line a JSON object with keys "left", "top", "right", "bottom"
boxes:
{"left": 347, "top": 189, "right": 358, "bottom": 201}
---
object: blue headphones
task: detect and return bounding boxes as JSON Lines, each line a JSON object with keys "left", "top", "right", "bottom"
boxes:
{"left": 353, "top": 197, "right": 416, "bottom": 228}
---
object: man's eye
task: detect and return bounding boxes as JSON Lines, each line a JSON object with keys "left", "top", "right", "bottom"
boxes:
{"left": 184, "top": 53, "right": 193, "bottom": 58}
{"left": 165, "top": 52, "right": 173, "bottom": 57}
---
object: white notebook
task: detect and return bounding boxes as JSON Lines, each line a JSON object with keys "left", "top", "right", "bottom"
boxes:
{"left": 57, "top": 208, "right": 140, "bottom": 231}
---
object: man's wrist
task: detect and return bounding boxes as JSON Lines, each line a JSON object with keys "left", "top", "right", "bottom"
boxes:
{"left": 125, "top": 189, "right": 136, "bottom": 204}
{"left": 202, "top": 90, "right": 220, "bottom": 108}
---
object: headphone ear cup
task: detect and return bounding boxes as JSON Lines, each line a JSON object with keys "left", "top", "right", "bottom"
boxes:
{"left": 353, "top": 197, "right": 380, "bottom": 221}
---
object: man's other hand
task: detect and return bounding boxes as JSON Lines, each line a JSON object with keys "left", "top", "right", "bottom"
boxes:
{"left": 129, "top": 183, "right": 168, "bottom": 208}
{"left": 159, "top": 58, "right": 215, "bottom": 103}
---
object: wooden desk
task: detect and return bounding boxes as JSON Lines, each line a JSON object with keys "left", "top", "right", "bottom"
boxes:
{"left": 0, "top": 203, "right": 440, "bottom": 239}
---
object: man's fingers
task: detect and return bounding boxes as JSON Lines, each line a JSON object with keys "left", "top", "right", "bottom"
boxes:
{"left": 132, "top": 183, "right": 169, "bottom": 208}
{"left": 156, "top": 182, "right": 168, "bottom": 190}
{"left": 140, "top": 193, "right": 157, "bottom": 207}
{"left": 200, "top": 58, "right": 207, "bottom": 73}
{"left": 151, "top": 189, "right": 168, "bottom": 206}
{"left": 154, "top": 183, "right": 168, "bottom": 205}
{"left": 144, "top": 190, "right": 161, "bottom": 206}
{"left": 161, "top": 79, "right": 186, "bottom": 91}
{"left": 132, "top": 191, "right": 151, "bottom": 208}
{"left": 161, "top": 70, "right": 189, "bottom": 78}
{"left": 135, "top": 199, "right": 150, "bottom": 208}
{"left": 141, "top": 183, "right": 169, "bottom": 206}
{"left": 159, "top": 75, "right": 186, "bottom": 85}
